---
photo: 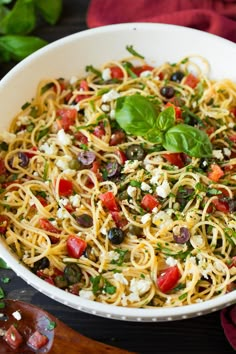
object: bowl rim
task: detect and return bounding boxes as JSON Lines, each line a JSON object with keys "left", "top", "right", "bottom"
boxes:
{"left": 0, "top": 22, "right": 236, "bottom": 321}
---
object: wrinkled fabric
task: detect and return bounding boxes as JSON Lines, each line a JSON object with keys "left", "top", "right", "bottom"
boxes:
{"left": 87, "top": 0, "right": 236, "bottom": 42}
{"left": 221, "top": 306, "right": 236, "bottom": 350}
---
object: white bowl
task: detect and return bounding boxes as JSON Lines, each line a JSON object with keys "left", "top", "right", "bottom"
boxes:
{"left": 0, "top": 23, "right": 236, "bottom": 322}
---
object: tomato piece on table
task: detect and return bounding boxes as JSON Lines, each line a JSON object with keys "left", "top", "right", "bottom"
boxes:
{"left": 184, "top": 73, "right": 199, "bottom": 88}
{"left": 141, "top": 194, "right": 159, "bottom": 212}
{"left": 110, "top": 66, "right": 124, "bottom": 79}
{"left": 132, "top": 65, "right": 154, "bottom": 76}
{"left": 207, "top": 164, "right": 224, "bottom": 182}
{"left": 99, "top": 191, "right": 120, "bottom": 211}
{"left": 56, "top": 108, "right": 77, "bottom": 132}
{"left": 163, "top": 153, "right": 184, "bottom": 168}
{"left": 58, "top": 179, "right": 73, "bottom": 197}
{"left": 67, "top": 235, "right": 87, "bottom": 258}
{"left": 27, "top": 330, "right": 48, "bottom": 350}
{"left": 157, "top": 265, "right": 181, "bottom": 293}
{"left": 0, "top": 215, "right": 10, "bottom": 234}
{"left": 4, "top": 325, "right": 23, "bottom": 350}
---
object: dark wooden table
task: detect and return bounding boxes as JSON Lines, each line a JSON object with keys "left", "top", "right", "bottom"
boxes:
{"left": 0, "top": 1, "right": 235, "bottom": 353}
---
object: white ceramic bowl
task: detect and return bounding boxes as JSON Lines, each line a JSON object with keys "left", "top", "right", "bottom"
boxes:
{"left": 0, "top": 23, "right": 236, "bottom": 322}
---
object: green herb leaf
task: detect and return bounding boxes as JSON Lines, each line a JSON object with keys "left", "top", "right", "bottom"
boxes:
{"left": 0, "top": 286, "right": 5, "bottom": 299}
{"left": 43, "top": 161, "right": 48, "bottom": 180}
{"left": 163, "top": 124, "right": 212, "bottom": 158}
{"left": 1, "top": 277, "right": 10, "bottom": 283}
{"left": 91, "top": 275, "right": 102, "bottom": 294}
{"left": 85, "top": 65, "right": 101, "bottom": 77}
{"left": 37, "top": 127, "right": 49, "bottom": 141}
{"left": 111, "top": 249, "right": 128, "bottom": 266}
{"left": 0, "top": 0, "right": 36, "bottom": 35}
{"left": 126, "top": 45, "right": 144, "bottom": 59}
{"left": 0, "top": 35, "right": 47, "bottom": 62}
{"left": 155, "top": 106, "right": 175, "bottom": 132}
{"left": 130, "top": 180, "right": 141, "bottom": 188}
{"left": 206, "top": 188, "right": 222, "bottom": 196}
{"left": 47, "top": 319, "right": 57, "bottom": 330}
{"left": 35, "top": 0, "right": 62, "bottom": 25}
{"left": 122, "top": 61, "right": 137, "bottom": 78}
{"left": 104, "top": 279, "right": 116, "bottom": 294}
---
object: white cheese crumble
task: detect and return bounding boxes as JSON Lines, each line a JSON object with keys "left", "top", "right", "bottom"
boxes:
{"left": 0, "top": 131, "right": 16, "bottom": 143}
{"left": 107, "top": 250, "right": 120, "bottom": 261}
{"left": 12, "top": 311, "right": 22, "bottom": 321}
{"left": 192, "top": 234, "right": 204, "bottom": 247}
{"left": 152, "top": 211, "right": 173, "bottom": 229}
{"left": 59, "top": 198, "right": 69, "bottom": 206}
{"left": 40, "top": 142, "right": 57, "bottom": 155}
{"left": 56, "top": 155, "right": 72, "bottom": 170}
{"left": 228, "top": 122, "right": 235, "bottom": 128}
{"left": 70, "top": 76, "right": 78, "bottom": 85}
{"left": 101, "top": 103, "right": 110, "bottom": 112}
{"left": 102, "top": 68, "right": 112, "bottom": 81}
{"left": 69, "top": 194, "right": 81, "bottom": 207}
{"left": 149, "top": 168, "right": 162, "bottom": 185}
{"left": 166, "top": 256, "right": 178, "bottom": 267}
{"left": 141, "top": 213, "right": 151, "bottom": 224}
{"left": 57, "top": 129, "right": 72, "bottom": 146}
{"left": 127, "top": 185, "right": 137, "bottom": 198}
{"left": 17, "top": 115, "right": 30, "bottom": 126}
{"left": 140, "top": 70, "right": 152, "bottom": 78}
{"left": 223, "top": 147, "right": 231, "bottom": 157}
{"left": 122, "top": 160, "right": 141, "bottom": 173}
{"left": 214, "top": 260, "right": 225, "bottom": 272}
{"left": 110, "top": 109, "right": 116, "bottom": 119}
{"left": 141, "top": 182, "right": 151, "bottom": 192}
{"left": 63, "top": 169, "right": 77, "bottom": 178}
{"left": 114, "top": 273, "right": 128, "bottom": 285}
{"left": 212, "top": 149, "right": 224, "bottom": 160}
{"left": 79, "top": 290, "right": 95, "bottom": 301}
{"left": 57, "top": 207, "right": 69, "bottom": 219}
{"left": 102, "top": 89, "right": 120, "bottom": 103}
{"left": 130, "top": 278, "right": 152, "bottom": 296}
{"left": 156, "top": 180, "right": 171, "bottom": 198}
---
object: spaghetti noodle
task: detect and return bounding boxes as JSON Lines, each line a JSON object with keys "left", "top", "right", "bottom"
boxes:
{"left": 0, "top": 50, "right": 236, "bottom": 308}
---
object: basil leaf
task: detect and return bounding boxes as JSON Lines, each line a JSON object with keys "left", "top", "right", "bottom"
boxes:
{"left": 0, "top": 0, "right": 13, "bottom": 4}
{"left": 0, "top": 5, "right": 9, "bottom": 23}
{"left": 145, "top": 128, "right": 163, "bottom": 144}
{"left": 156, "top": 106, "right": 175, "bottom": 132}
{"left": 163, "top": 124, "right": 212, "bottom": 157}
{"left": 0, "top": 0, "right": 36, "bottom": 35}
{"left": 115, "top": 94, "right": 156, "bottom": 136}
{"left": 0, "top": 35, "right": 47, "bottom": 61}
{"left": 35, "top": 0, "right": 62, "bottom": 25}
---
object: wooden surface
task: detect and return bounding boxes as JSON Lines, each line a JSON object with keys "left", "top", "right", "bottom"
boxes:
{"left": 0, "top": 1, "right": 235, "bottom": 353}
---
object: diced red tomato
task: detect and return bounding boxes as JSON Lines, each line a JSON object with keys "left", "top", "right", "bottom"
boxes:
{"left": 227, "top": 256, "right": 236, "bottom": 269}
{"left": 93, "top": 124, "right": 106, "bottom": 138}
{"left": 227, "top": 282, "right": 236, "bottom": 292}
{"left": 39, "top": 218, "right": 61, "bottom": 234}
{"left": 207, "top": 164, "right": 224, "bottom": 182}
{"left": 0, "top": 215, "right": 10, "bottom": 234}
{"left": 25, "top": 146, "right": 38, "bottom": 158}
{"left": 141, "top": 194, "right": 159, "bottom": 211}
{"left": 75, "top": 80, "right": 90, "bottom": 102}
{"left": 132, "top": 65, "right": 154, "bottom": 76}
{"left": 64, "top": 202, "right": 75, "bottom": 212}
{"left": 36, "top": 270, "right": 55, "bottom": 285}
{"left": 90, "top": 161, "right": 103, "bottom": 182}
{"left": 109, "top": 131, "right": 126, "bottom": 146}
{"left": 116, "top": 150, "right": 127, "bottom": 165}
{"left": 99, "top": 191, "right": 120, "bottom": 211}
{"left": 110, "top": 66, "right": 124, "bottom": 79}
{"left": 56, "top": 108, "right": 77, "bottom": 132}
{"left": 211, "top": 198, "right": 229, "bottom": 213}
{"left": 37, "top": 196, "right": 48, "bottom": 207}
{"left": 74, "top": 131, "right": 88, "bottom": 145}
{"left": 230, "top": 107, "right": 236, "bottom": 117}
{"left": 206, "top": 127, "right": 215, "bottom": 136}
{"left": 163, "top": 153, "right": 184, "bottom": 168}
{"left": 157, "top": 265, "right": 181, "bottom": 293}
{"left": 66, "top": 235, "right": 87, "bottom": 258}
{"left": 184, "top": 73, "right": 199, "bottom": 88}
{"left": 27, "top": 331, "right": 48, "bottom": 350}
{"left": 0, "top": 158, "right": 6, "bottom": 175}
{"left": 165, "top": 102, "right": 182, "bottom": 120}
{"left": 58, "top": 179, "right": 73, "bottom": 197}
{"left": 4, "top": 325, "right": 23, "bottom": 350}
{"left": 111, "top": 211, "right": 128, "bottom": 228}
{"left": 229, "top": 134, "right": 236, "bottom": 143}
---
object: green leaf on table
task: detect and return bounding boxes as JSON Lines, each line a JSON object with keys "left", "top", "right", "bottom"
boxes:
{"left": 0, "top": 0, "right": 36, "bottom": 35}
{"left": 35, "top": 0, "right": 62, "bottom": 25}
{"left": 0, "top": 258, "right": 9, "bottom": 269}
{"left": 0, "top": 35, "right": 47, "bottom": 62}
{"left": 0, "top": 286, "right": 5, "bottom": 299}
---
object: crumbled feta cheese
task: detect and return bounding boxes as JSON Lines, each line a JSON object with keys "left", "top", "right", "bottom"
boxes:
{"left": 192, "top": 235, "right": 204, "bottom": 247}
{"left": 56, "top": 155, "right": 72, "bottom": 170}
{"left": 79, "top": 290, "right": 95, "bottom": 301}
{"left": 70, "top": 76, "right": 78, "bottom": 85}
{"left": 63, "top": 169, "right": 77, "bottom": 178}
{"left": 17, "top": 115, "right": 30, "bottom": 126}
{"left": 141, "top": 182, "right": 151, "bottom": 192}
{"left": 59, "top": 198, "right": 69, "bottom": 206}
{"left": 12, "top": 311, "right": 21, "bottom": 321}
{"left": 40, "top": 142, "right": 57, "bottom": 155}
{"left": 214, "top": 260, "right": 225, "bottom": 272}
{"left": 150, "top": 168, "right": 162, "bottom": 185}
{"left": 156, "top": 180, "right": 171, "bottom": 198}
{"left": 57, "top": 207, "right": 68, "bottom": 219}
{"left": 144, "top": 163, "right": 154, "bottom": 172}
{"left": 69, "top": 194, "right": 81, "bottom": 207}
{"left": 100, "top": 227, "right": 107, "bottom": 236}
{"left": 152, "top": 211, "right": 172, "bottom": 229}
{"left": 51, "top": 219, "right": 58, "bottom": 227}
{"left": 130, "top": 278, "right": 152, "bottom": 295}
{"left": 107, "top": 250, "right": 120, "bottom": 261}
{"left": 101, "top": 103, "right": 110, "bottom": 112}
{"left": 152, "top": 207, "right": 158, "bottom": 213}
{"left": 29, "top": 198, "right": 35, "bottom": 206}
{"left": 33, "top": 171, "right": 39, "bottom": 177}
{"left": 110, "top": 109, "right": 116, "bottom": 119}
{"left": 114, "top": 273, "right": 128, "bottom": 285}
{"left": 166, "top": 256, "right": 178, "bottom": 267}
{"left": 122, "top": 160, "right": 141, "bottom": 173}
{"left": 140, "top": 70, "right": 152, "bottom": 78}
{"left": 141, "top": 213, "right": 151, "bottom": 224}
{"left": 195, "top": 298, "right": 203, "bottom": 303}
{"left": 223, "top": 147, "right": 231, "bottom": 157}
{"left": 127, "top": 292, "right": 140, "bottom": 303}
{"left": 102, "top": 68, "right": 112, "bottom": 81}
{"left": 127, "top": 185, "right": 137, "bottom": 198}
{"left": 0, "top": 131, "right": 16, "bottom": 143}
{"left": 57, "top": 129, "right": 72, "bottom": 146}
{"left": 228, "top": 122, "right": 235, "bottom": 128}
{"left": 102, "top": 89, "right": 120, "bottom": 103}
{"left": 212, "top": 150, "right": 224, "bottom": 160}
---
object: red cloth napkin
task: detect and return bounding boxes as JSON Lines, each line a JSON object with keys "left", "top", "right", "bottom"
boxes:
{"left": 87, "top": 0, "right": 236, "bottom": 42}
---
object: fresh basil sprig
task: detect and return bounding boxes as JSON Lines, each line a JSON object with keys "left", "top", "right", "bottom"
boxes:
{"left": 115, "top": 94, "right": 212, "bottom": 158}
